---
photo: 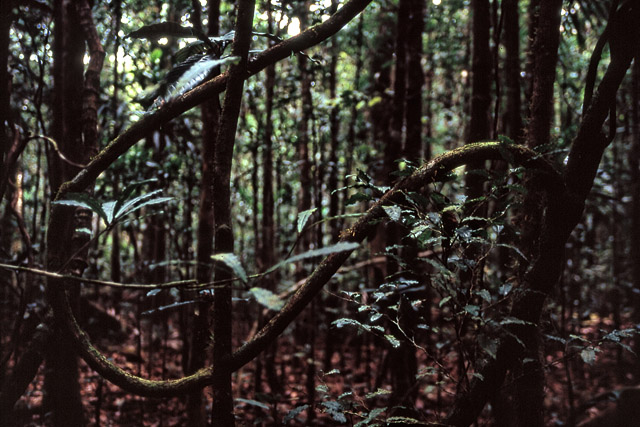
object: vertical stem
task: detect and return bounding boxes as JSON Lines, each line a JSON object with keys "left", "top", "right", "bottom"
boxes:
{"left": 210, "top": 0, "right": 255, "bottom": 423}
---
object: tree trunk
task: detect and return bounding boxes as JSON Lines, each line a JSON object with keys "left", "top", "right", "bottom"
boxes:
{"left": 210, "top": 0, "right": 255, "bottom": 423}
{"left": 404, "top": 0, "right": 424, "bottom": 161}
{"left": 44, "top": 1, "right": 91, "bottom": 424}
{"left": 186, "top": 0, "right": 221, "bottom": 424}
{"left": 465, "top": 0, "right": 491, "bottom": 203}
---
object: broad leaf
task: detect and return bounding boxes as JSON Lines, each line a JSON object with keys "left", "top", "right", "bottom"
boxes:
{"left": 211, "top": 253, "right": 248, "bottom": 284}
{"left": 265, "top": 241, "right": 360, "bottom": 274}
{"left": 235, "top": 398, "right": 269, "bottom": 410}
{"left": 126, "top": 22, "right": 200, "bottom": 40}
{"left": 52, "top": 193, "right": 108, "bottom": 223}
{"left": 165, "top": 56, "right": 240, "bottom": 100}
{"left": 174, "top": 31, "right": 235, "bottom": 63}
{"left": 297, "top": 208, "right": 317, "bottom": 233}
{"left": 382, "top": 205, "right": 402, "bottom": 222}
{"left": 354, "top": 407, "right": 386, "bottom": 427}
{"left": 249, "top": 287, "right": 284, "bottom": 311}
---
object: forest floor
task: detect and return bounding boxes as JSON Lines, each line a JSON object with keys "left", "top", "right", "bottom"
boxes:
{"left": 8, "top": 299, "right": 639, "bottom": 426}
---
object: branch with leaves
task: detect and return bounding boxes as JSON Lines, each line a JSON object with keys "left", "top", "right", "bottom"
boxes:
{"left": 55, "top": 0, "right": 374, "bottom": 198}
{"left": 47, "top": 142, "right": 561, "bottom": 397}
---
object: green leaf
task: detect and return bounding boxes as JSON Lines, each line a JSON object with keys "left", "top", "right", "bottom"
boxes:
{"left": 385, "top": 416, "right": 423, "bottom": 424}
{"left": 52, "top": 193, "right": 108, "bottom": 223}
{"left": 297, "top": 208, "right": 317, "bottom": 233}
{"left": 114, "top": 191, "right": 173, "bottom": 222}
{"left": 365, "top": 388, "right": 392, "bottom": 399}
{"left": 249, "top": 287, "right": 284, "bottom": 311}
{"left": 113, "top": 179, "right": 158, "bottom": 216}
{"left": 382, "top": 205, "right": 402, "bottom": 222}
{"left": 126, "top": 22, "right": 200, "bottom": 40}
{"left": 354, "top": 407, "right": 386, "bottom": 427}
{"left": 384, "top": 334, "right": 401, "bottom": 348}
{"left": 165, "top": 56, "right": 240, "bottom": 100}
{"left": 283, "top": 404, "right": 309, "bottom": 423}
{"left": 580, "top": 348, "right": 597, "bottom": 365}
{"left": 173, "top": 32, "right": 235, "bottom": 63}
{"left": 235, "top": 398, "right": 269, "bottom": 410}
{"left": 211, "top": 253, "right": 248, "bottom": 284}
{"left": 345, "top": 192, "right": 372, "bottom": 205}
{"left": 475, "top": 289, "right": 492, "bottom": 303}
{"left": 321, "top": 401, "right": 347, "bottom": 423}
{"left": 266, "top": 242, "right": 360, "bottom": 274}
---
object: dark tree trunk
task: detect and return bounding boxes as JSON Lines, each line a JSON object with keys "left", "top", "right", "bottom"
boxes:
{"left": 44, "top": 1, "right": 91, "bottom": 425}
{"left": 503, "top": 0, "right": 523, "bottom": 143}
{"left": 388, "top": 0, "right": 408, "bottom": 179}
{"left": 465, "top": 0, "right": 492, "bottom": 202}
{"left": 187, "top": 0, "right": 220, "bottom": 424}
{"left": 631, "top": 61, "right": 640, "bottom": 378}
{"left": 0, "top": 0, "right": 12, "bottom": 171}
{"left": 404, "top": 0, "right": 424, "bottom": 161}
{"left": 210, "top": 0, "right": 255, "bottom": 423}
{"left": 513, "top": 2, "right": 562, "bottom": 424}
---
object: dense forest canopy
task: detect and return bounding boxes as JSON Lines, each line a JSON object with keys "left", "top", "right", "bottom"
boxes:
{"left": 2, "top": 0, "right": 640, "bottom": 425}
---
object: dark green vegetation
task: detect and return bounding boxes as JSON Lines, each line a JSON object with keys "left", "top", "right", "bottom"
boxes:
{"left": 2, "top": 0, "right": 640, "bottom": 425}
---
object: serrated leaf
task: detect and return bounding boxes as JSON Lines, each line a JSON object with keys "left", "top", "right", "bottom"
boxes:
{"left": 365, "top": 388, "right": 392, "bottom": 399}
{"left": 165, "top": 56, "right": 240, "bottom": 100}
{"left": 126, "top": 22, "right": 199, "bottom": 40}
{"left": 475, "top": 289, "right": 491, "bottom": 303}
{"left": 114, "top": 179, "right": 158, "bottom": 215}
{"left": 333, "top": 318, "right": 364, "bottom": 330}
{"left": 354, "top": 407, "right": 386, "bottom": 427}
{"left": 316, "top": 384, "right": 330, "bottom": 393}
{"left": 384, "top": 334, "right": 401, "bottom": 348}
{"left": 385, "top": 416, "right": 422, "bottom": 424}
{"left": 282, "top": 404, "right": 309, "bottom": 423}
{"left": 249, "top": 287, "right": 284, "bottom": 311}
{"left": 382, "top": 205, "right": 402, "bottom": 222}
{"left": 580, "top": 348, "right": 597, "bottom": 365}
{"left": 464, "top": 304, "right": 480, "bottom": 317}
{"left": 114, "top": 190, "right": 173, "bottom": 221}
{"left": 52, "top": 193, "right": 108, "bottom": 223}
{"left": 211, "top": 253, "right": 248, "bottom": 284}
{"left": 297, "top": 208, "right": 317, "bottom": 233}
{"left": 265, "top": 242, "right": 360, "bottom": 274}
{"left": 321, "top": 401, "right": 347, "bottom": 423}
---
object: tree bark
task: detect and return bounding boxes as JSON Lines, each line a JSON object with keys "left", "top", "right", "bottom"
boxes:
{"left": 187, "top": 0, "right": 221, "bottom": 424}
{"left": 210, "top": 0, "right": 256, "bottom": 423}
{"left": 404, "top": 0, "right": 424, "bottom": 161}
{"left": 44, "top": 1, "right": 90, "bottom": 424}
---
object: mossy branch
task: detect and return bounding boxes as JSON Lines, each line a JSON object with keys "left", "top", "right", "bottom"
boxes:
{"left": 48, "top": 142, "right": 561, "bottom": 397}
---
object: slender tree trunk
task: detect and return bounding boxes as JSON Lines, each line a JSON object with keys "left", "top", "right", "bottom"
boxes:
{"left": 503, "top": 0, "right": 522, "bottom": 143}
{"left": 631, "top": 61, "right": 640, "bottom": 378}
{"left": 187, "top": 0, "right": 220, "bottom": 424}
{"left": 44, "top": 1, "right": 92, "bottom": 425}
{"left": 0, "top": 0, "right": 12, "bottom": 172}
{"left": 404, "top": 0, "right": 424, "bottom": 161}
{"left": 388, "top": 0, "right": 408, "bottom": 180}
{"left": 513, "top": 2, "right": 562, "bottom": 424}
{"left": 210, "top": 0, "right": 255, "bottom": 423}
{"left": 465, "top": 0, "right": 492, "bottom": 203}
